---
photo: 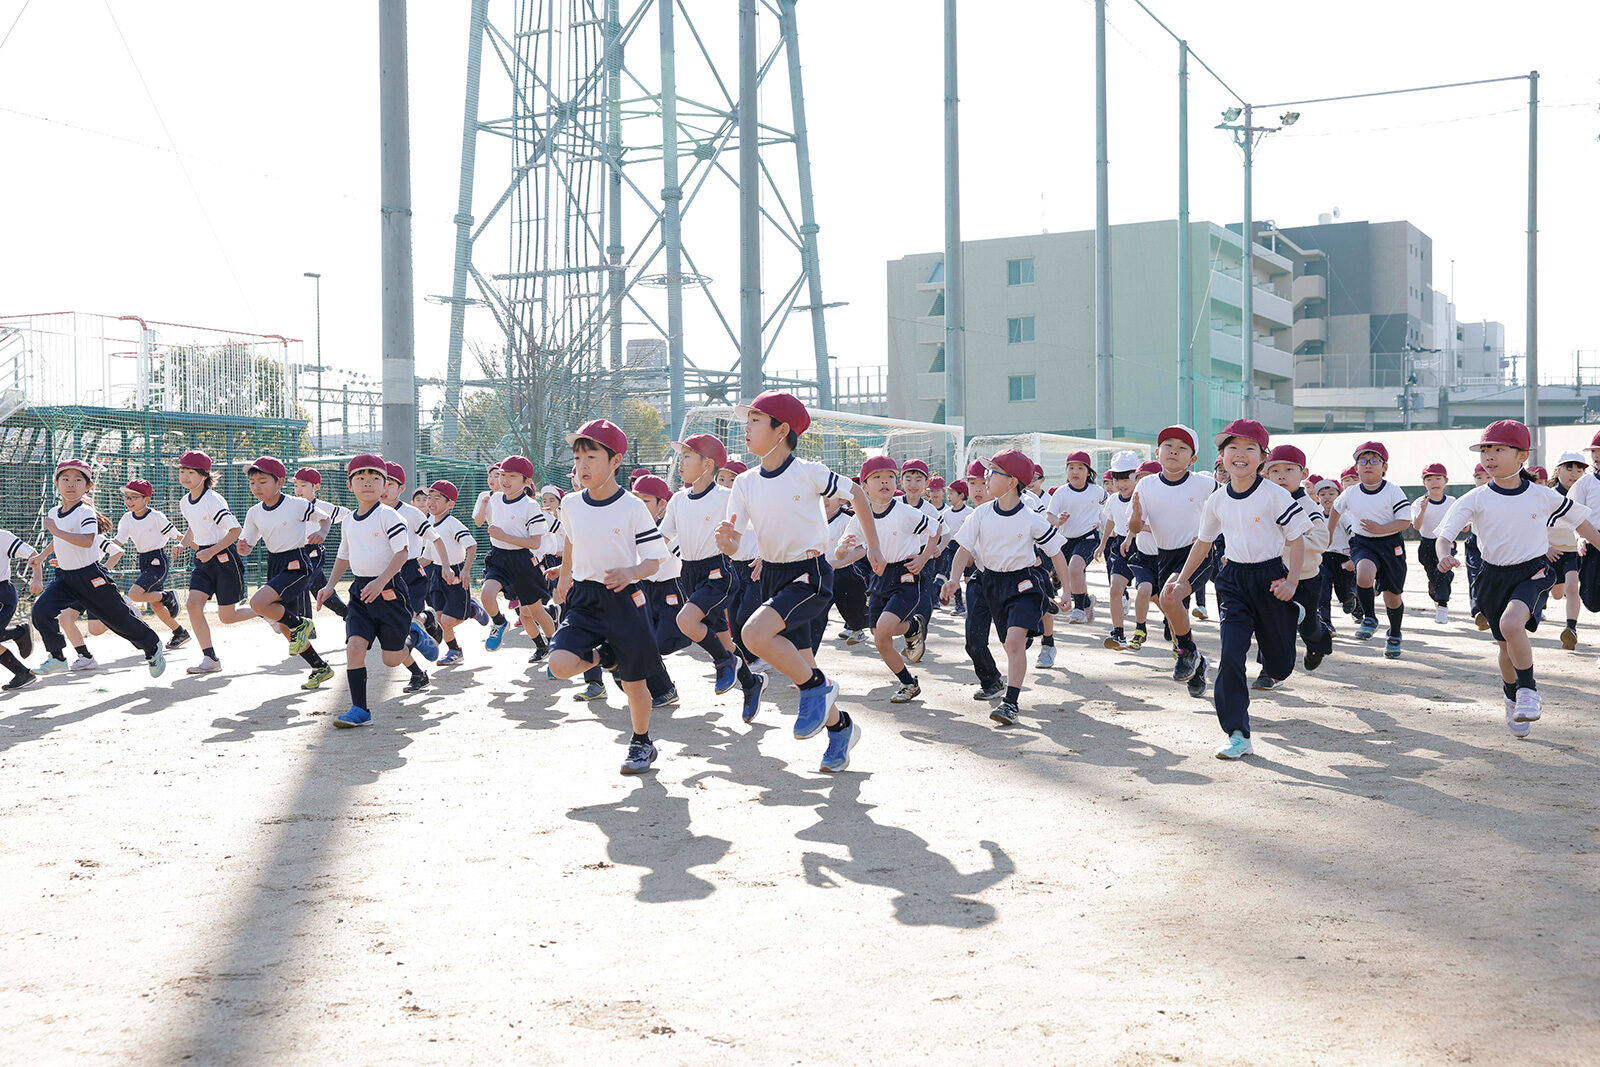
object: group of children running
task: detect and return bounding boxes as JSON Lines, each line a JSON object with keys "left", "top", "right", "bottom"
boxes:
{"left": 10, "top": 394, "right": 1598, "bottom": 769}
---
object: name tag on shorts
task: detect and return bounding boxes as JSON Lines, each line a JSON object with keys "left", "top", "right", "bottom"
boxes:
{"left": 218, "top": 553, "right": 229, "bottom": 562}
{"left": 288, "top": 560, "right": 300, "bottom": 570}
{"left": 900, "top": 572, "right": 914, "bottom": 584}
{"left": 381, "top": 589, "right": 397, "bottom": 601}
{"left": 1018, "top": 579, "right": 1033, "bottom": 592}
{"left": 666, "top": 594, "right": 680, "bottom": 606}
{"left": 1533, "top": 569, "right": 1547, "bottom": 580}
{"left": 632, "top": 589, "right": 647, "bottom": 608}
{"left": 709, "top": 569, "right": 721, "bottom": 580}
{"left": 1393, "top": 546, "right": 1403, "bottom": 556}
{"left": 91, "top": 577, "right": 107, "bottom": 588}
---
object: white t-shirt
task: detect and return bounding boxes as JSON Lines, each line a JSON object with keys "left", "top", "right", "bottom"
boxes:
{"left": 1132, "top": 470, "right": 1218, "bottom": 551}
{"left": 47, "top": 501, "right": 106, "bottom": 570}
{"left": 179, "top": 488, "right": 240, "bottom": 547}
{"left": 395, "top": 501, "right": 432, "bottom": 558}
{"left": 488, "top": 490, "right": 548, "bottom": 551}
{"left": 115, "top": 508, "right": 179, "bottom": 554}
{"left": 941, "top": 504, "right": 972, "bottom": 544}
{"left": 1101, "top": 492, "right": 1135, "bottom": 538}
{"left": 1550, "top": 487, "right": 1582, "bottom": 552}
{"left": 660, "top": 482, "right": 732, "bottom": 562}
{"left": 559, "top": 487, "right": 669, "bottom": 584}
{"left": 839, "top": 499, "right": 930, "bottom": 565}
{"left": 0, "top": 529, "right": 37, "bottom": 582}
{"left": 1410, "top": 493, "right": 1456, "bottom": 540}
{"left": 1435, "top": 480, "right": 1592, "bottom": 567}
{"left": 1288, "top": 488, "right": 1330, "bottom": 579}
{"left": 725, "top": 455, "right": 853, "bottom": 564}
{"left": 241, "top": 495, "right": 319, "bottom": 554}
{"left": 334, "top": 503, "right": 409, "bottom": 577}
{"left": 953, "top": 498, "right": 1063, "bottom": 572}
{"left": 541, "top": 513, "right": 566, "bottom": 560}
{"left": 1566, "top": 469, "right": 1600, "bottom": 516}
{"left": 424, "top": 514, "right": 474, "bottom": 567}
{"left": 1333, "top": 480, "right": 1412, "bottom": 540}
{"left": 1197, "top": 477, "right": 1313, "bottom": 564}
{"left": 1047, "top": 482, "right": 1108, "bottom": 539}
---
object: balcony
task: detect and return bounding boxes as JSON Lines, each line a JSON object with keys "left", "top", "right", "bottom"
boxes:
{"left": 1253, "top": 396, "right": 1296, "bottom": 432}
{"left": 1292, "top": 274, "right": 1326, "bottom": 307}
{"left": 915, "top": 314, "right": 944, "bottom": 345}
{"left": 1210, "top": 329, "right": 1293, "bottom": 381}
{"left": 1208, "top": 267, "right": 1293, "bottom": 328}
{"left": 1292, "top": 317, "right": 1327, "bottom": 352}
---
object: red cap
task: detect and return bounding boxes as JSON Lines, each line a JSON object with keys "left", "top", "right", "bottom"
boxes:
{"left": 1137, "top": 460, "right": 1162, "bottom": 475}
{"left": 294, "top": 467, "right": 322, "bottom": 486}
{"left": 178, "top": 449, "right": 212, "bottom": 474}
{"left": 900, "top": 459, "right": 930, "bottom": 476}
{"left": 1470, "top": 419, "right": 1531, "bottom": 453}
{"left": 986, "top": 449, "right": 1036, "bottom": 486}
{"left": 1047, "top": 486, "right": 1058, "bottom": 496}
{"left": 1215, "top": 419, "right": 1271, "bottom": 452}
{"left": 383, "top": 461, "right": 405, "bottom": 485}
{"left": 247, "top": 455, "right": 288, "bottom": 481}
{"left": 1529, "top": 465, "right": 1549, "bottom": 481}
{"left": 672, "top": 432, "right": 729, "bottom": 470}
{"left": 428, "top": 479, "right": 459, "bottom": 503}
{"left": 1032, "top": 463, "right": 1044, "bottom": 481}
{"left": 1421, "top": 462, "right": 1448, "bottom": 479}
{"left": 122, "top": 479, "right": 153, "bottom": 497}
{"left": 860, "top": 455, "right": 899, "bottom": 481}
{"left": 1473, "top": 463, "right": 1487, "bottom": 475}
{"left": 1264, "top": 444, "right": 1307, "bottom": 470}
{"left": 1352, "top": 440, "right": 1389, "bottom": 462}
{"left": 632, "top": 475, "right": 672, "bottom": 502}
{"left": 631, "top": 467, "right": 652, "bottom": 481}
{"left": 1340, "top": 465, "right": 1357, "bottom": 479}
{"left": 738, "top": 390, "right": 811, "bottom": 436}
{"left": 1157, "top": 424, "right": 1198, "bottom": 452}
{"left": 1587, "top": 429, "right": 1600, "bottom": 453}
{"left": 966, "top": 459, "right": 987, "bottom": 479}
{"left": 722, "top": 460, "right": 748, "bottom": 476}
{"left": 928, "top": 476, "right": 946, "bottom": 490}
{"left": 500, "top": 455, "right": 536, "bottom": 481}
{"left": 487, "top": 462, "right": 504, "bottom": 474}
{"left": 1064, "top": 450, "right": 1093, "bottom": 469}
{"left": 949, "top": 479, "right": 969, "bottom": 496}
{"left": 347, "top": 454, "right": 387, "bottom": 478}
{"left": 1306, "top": 473, "right": 1322, "bottom": 486}
{"left": 566, "top": 418, "right": 629, "bottom": 456}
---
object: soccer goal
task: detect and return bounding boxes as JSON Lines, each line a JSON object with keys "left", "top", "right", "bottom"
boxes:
{"left": 671, "top": 406, "right": 965, "bottom": 486}
{"left": 963, "top": 432, "right": 1152, "bottom": 482}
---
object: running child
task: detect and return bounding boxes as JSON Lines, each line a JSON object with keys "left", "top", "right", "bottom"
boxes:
{"left": 661, "top": 433, "right": 743, "bottom": 695}
{"left": 1433, "top": 421, "right": 1600, "bottom": 737}
{"left": 827, "top": 492, "right": 872, "bottom": 645}
{"left": 939, "top": 449, "right": 1074, "bottom": 726}
{"left": 380, "top": 462, "right": 441, "bottom": 662}
{"left": 473, "top": 463, "right": 503, "bottom": 527}
{"left": 174, "top": 450, "right": 246, "bottom": 675}
{"left": 1329, "top": 441, "right": 1412, "bottom": 657}
{"left": 957, "top": 459, "right": 1005, "bottom": 700}
{"left": 317, "top": 454, "right": 432, "bottom": 726}
{"left": 1546, "top": 451, "right": 1587, "bottom": 648}
{"left": 0, "top": 525, "right": 37, "bottom": 690}
{"left": 547, "top": 420, "right": 672, "bottom": 774}
{"left": 1099, "top": 450, "right": 1144, "bottom": 650}
{"left": 942, "top": 478, "right": 972, "bottom": 616}
{"left": 1316, "top": 477, "right": 1353, "bottom": 630}
{"left": 480, "top": 455, "right": 557, "bottom": 658}
{"left": 293, "top": 468, "right": 349, "bottom": 620}
{"left": 1464, "top": 462, "right": 1491, "bottom": 628}
{"left": 54, "top": 532, "right": 124, "bottom": 671}
{"left": 1410, "top": 462, "right": 1457, "bottom": 625}
{"left": 714, "top": 391, "right": 881, "bottom": 771}
{"left": 1260, "top": 444, "right": 1333, "bottom": 680}
{"left": 896, "top": 459, "right": 945, "bottom": 664}
{"left": 420, "top": 480, "right": 479, "bottom": 665}
{"left": 1164, "top": 420, "right": 1310, "bottom": 759}
{"left": 1018, "top": 462, "right": 1062, "bottom": 668}
{"left": 630, "top": 474, "right": 688, "bottom": 704}
{"left": 1046, "top": 449, "right": 1104, "bottom": 625}
{"left": 114, "top": 479, "right": 190, "bottom": 649}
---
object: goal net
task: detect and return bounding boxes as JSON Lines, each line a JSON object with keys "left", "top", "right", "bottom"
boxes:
{"left": 669, "top": 406, "right": 965, "bottom": 486}
{"left": 963, "top": 432, "right": 1152, "bottom": 483}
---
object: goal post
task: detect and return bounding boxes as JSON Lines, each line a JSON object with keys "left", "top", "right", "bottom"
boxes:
{"left": 963, "top": 432, "right": 1153, "bottom": 482}
{"left": 670, "top": 406, "right": 965, "bottom": 486}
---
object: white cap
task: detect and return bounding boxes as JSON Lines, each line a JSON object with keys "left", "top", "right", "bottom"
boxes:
{"left": 1107, "top": 449, "right": 1142, "bottom": 473}
{"left": 1314, "top": 479, "right": 1339, "bottom": 493}
{"left": 539, "top": 484, "right": 564, "bottom": 498}
{"left": 1556, "top": 451, "right": 1587, "bottom": 468}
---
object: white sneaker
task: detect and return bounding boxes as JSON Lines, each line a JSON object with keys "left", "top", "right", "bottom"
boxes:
{"left": 1434, "top": 605, "right": 1449, "bottom": 624}
{"left": 70, "top": 655, "right": 97, "bottom": 671}
{"left": 1084, "top": 595, "right": 1097, "bottom": 624}
{"left": 1064, "top": 608, "right": 1087, "bottom": 624}
{"left": 1215, "top": 731, "right": 1254, "bottom": 759}
{"left": 1037, "top": 644, "right": 1057, "bottom": 669}
{"left": 844, "top": 629, "right": 865, "bottom": 646}
{"left": 186, "top": 656, "right": 222, "bottom": 675}
{"left": 1513, "top": 688, "right": 1542, "bottom": 723}
{"left": 1505, "top": 697, "right": 1531, "bottom": 738}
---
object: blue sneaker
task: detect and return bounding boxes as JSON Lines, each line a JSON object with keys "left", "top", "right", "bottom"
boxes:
{"left": 471, "top": 600, "right": 490, "bottom": 626}
{"left": 1354, "top": 617, "right": 1377, "bottom": 640}
{"left": 334, "top": 706, "right": 372, "bottom": 728}
{"left": 1214, "top": 731, "right": 1254, "bottom": 759}
{"left": 35, "top": 656, "right": 68, "bottom": 675}
{"left": 409, "top": 621, "right": 439, "bottom": 661}
{"left": 620, "top": 739, "right": 658, "bottom": 775}
{"left": 1384, "top": 634, "right": 1402, "bottom": 659}
{"left": 819, "top": 718, "right": 861, "bottom": 772}
{"left": 714, "top": 657, "right": 738, "bottom": 695}
{"left": 147, "top": 648, "right": 166, "bottom": 678}
{"left": 486, "top": 619, "right": 508, "bottom": 651}
{"left": 794, "top": 677, "right": 837, "bottom": 740}
{"left": 438, "top": 647, "right": 464, "bottom": 666}
{"left": 740, "top": 672, "right": 765, "bottom": 724}
{"left": 652, "top": 687, "right": 680, "bottom": 709}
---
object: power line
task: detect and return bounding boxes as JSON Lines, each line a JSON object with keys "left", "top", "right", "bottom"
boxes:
{"left": 1124, "top": 0, "right": 1246, "bottom": 105}
{"left": 1258, "top": 74, "right": 1530, "bottom": 110}
{"left": 0, "top": 0, "right": 29, "bottom": 54}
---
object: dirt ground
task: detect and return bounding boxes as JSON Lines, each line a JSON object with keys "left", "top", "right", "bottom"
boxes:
{"left": 3, "top": 565, "right": 1599, "bottom": 1066}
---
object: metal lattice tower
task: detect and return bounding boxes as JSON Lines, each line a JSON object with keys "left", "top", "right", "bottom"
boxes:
{"left": 439, "top": 0, "right": 837, "bottom": 464}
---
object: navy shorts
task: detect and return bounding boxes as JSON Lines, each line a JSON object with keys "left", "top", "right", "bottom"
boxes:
{"left": 644, "top": 578, "right": 693, "bottom": 655}
{"left": 1552, "top": 550, "right": 1580, "bottom": 578}
{"left": 1159, "top": 545, "right": 1209, "bottom": 589}
{"left": 306, "top": 543, "right": 330, "bottom": 591}
{"left": 758, "top": 555, "right": 835, "bottom": 651}
{"left": 1350, "top": 533, "right": 1407, "bottom": 595}
{"left": 426, "top": 562, "right": 471, "bottom": 620}
{"left": 1476, "top": 558, "right": 1557, "bottom": 641}
{"left": 551, "top": 579, "right": 664, "bottom": 683}
{"left": 977, "top": 566, "right": 1048, "bottom": 638}
{"left": 680, "top": 555, "right": 736, "bottom": 632}
{"left": 265, "top": 548, "right": 313, "bottom": 616}
{"left": 1105, "top": 537, "right": 1135, "bottom": 583}
{"left": 189, "top": 544, "right": 247, "bottom": 605}
{"left": 484, "top": 546, "right": 547, "bottom": 604}
{"left": 1127, "top": 545, "right": 1159, "bottom": 588}
{"left": 868, "top": 560, "right": 924, "bottom": 626}
{"left": 345, "top": 575, "right": 413, "bottom": 652}
{"left": 0, "top": 579, "right": 15, "bottom": 632}
{"left": 399, "top": 558, "right": 430, "bottom": 615}
{"left": 1063, "top": 530, "right": 1101, "bottom": 564}
{"left": 133, "top": 549, "right": 170, "bottom": 592}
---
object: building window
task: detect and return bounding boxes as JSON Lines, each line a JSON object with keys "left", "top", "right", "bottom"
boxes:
{"left": 1009, "top": 374, "right": 1036, "bottom": 402}
{"left": 1007, "top": 257, "right": 1035, "bottom": 286}
{"left": 927, "top": 291, "right": 945, "bottom": 316}
{"left": 928, "top": 347, "right": 945, "bottom": 373}
{"left": 1007, "top": 316, "right": 1035, "bottom": 344}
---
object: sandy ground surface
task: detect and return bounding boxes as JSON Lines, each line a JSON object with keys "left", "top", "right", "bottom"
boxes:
{"left": 3, "top": 565, "right": 1599, "bottom": 1066}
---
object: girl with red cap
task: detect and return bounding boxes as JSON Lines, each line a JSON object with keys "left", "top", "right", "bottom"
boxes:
{"left": 955, "top": 460, "right": 1005, "bottom": 698}
{"left": 939, "top": 478, "right": 973, "bottom": 616}
{"left": 1410, "top": 463, "right": 1458, "bottom": 625}
{"left": 1329, "top": 440, "right": 1412, "bottom": 658}
{"left": 1046, "top": 451, "right": 1106, "bottom": 627}
{"left": 660, "top": 433, "right": 747, "bottom": 698}
{"left": 421, "top": 480, "right": 480, "bottom": 666}
{"left": 1314, "top": 478, "right": 1356, "bottom": 626}
{"left": 113, "top": 479, "right": 189, "bottom": 651}
{"left": 175, "top": 450, "right": 247, "bottom": 675}
{"left": 480, "top": 455, "right": 558, "bottom": 660}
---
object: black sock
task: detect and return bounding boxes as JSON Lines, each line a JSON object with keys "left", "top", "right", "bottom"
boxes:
{"left": 1042, "top": 634, "right": 1055, "bottom": 646}
{"left": 698, "top": 635, "right": 730, "bottom": 663}
{"left": 737, "top": 661, "right": 758, "bottom": 688}
{"left": 0, "top": 648, "right": 25, "bottom": 676}
{"left": 895, "top": 667, "right": 915, "bottom": 685}
{"left": 491, "top": 612, "right": 507, "bottom": 627}
{"left": 1503, "top": 680, "right": 1518, "bottom": 701}
{"left": 161, "top": 591, "right": 180, "bottom": 615}
{"left": 408, "top": 661, "right": 426, "bottom": 682}
{"left": 300, "top": 648, "right": 327, "bottom": 669}
{"left": 1515, "top": 665, "right": 1536, "bottom": 691}
{"left": 1386, "top": 606, "right": 1404, "bottom": 636}
{"left": 1135, "top": 623, "right": 1147, "bottom": 633}
{"left": 280, "top": 611, "right": 304, "bottom": 630}
{"left": 828, "top": 710, "right": 852, "bottom": 732}
{"left": 1111, "top": 627, "right": 1124, "bottom": 638}
{"left": 631, "top": 731, "right": 651, "bottom": 745}
{"left": 1566, "top": 619, "right": 1578, "bottom": 631}
{"left": 535, "top": 632, "right": 549, "bottom": 651}
{"left": 1004, "top": 685, "right": 1021, "bottom": 704}
{"left": 1073, "top": 593, "right": 1088, "bottom": 610}
{"left": 73, "top": 644, "right": 90, "bottom": 659}
{"left": 348, "top": 666, "right": 368, "bottom": 708}
{"left": 1357, "top": 586, "right": 1376, "bottom": 619}
{"left": 799, "top": 668, "right": 825, "bottom": 691}
{"left": 448, "top": 639, "right": 461, "bottom": 651}
{"left": 1177, "top": 632, "right": 1196, "bottom": 652}
{"left": 202, "top": 646, "right": 217, "bottom": 660}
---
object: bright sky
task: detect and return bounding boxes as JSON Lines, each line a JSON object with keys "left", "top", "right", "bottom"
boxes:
{"left": 2, "top": 0, "right": 1597, "bottom": 393}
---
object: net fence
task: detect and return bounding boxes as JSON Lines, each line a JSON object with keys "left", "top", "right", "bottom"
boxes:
{"left": 963, "top": 433, "right": 1153, "bottom": 482}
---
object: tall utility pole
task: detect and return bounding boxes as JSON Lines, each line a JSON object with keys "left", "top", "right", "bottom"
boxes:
{"left": 1176, "top": 40, "right": 1192, "bottom": 429}
{"left": 1092, "top": 0, "right": 1113, "bottom": 440}
{"left": 943, "top": 0, "right": 964, "bottom": 432}
{"left": 603, "top": 0, "right": 624, "bottom": 420}
{"left": 1525, "top": 69, "right": 1539, "bottom": 440}
{"left": 659, "top": 1, "right": 687, "bottom": 435}
{"left": 441, "top": 0, "right": 489, "bottom": 457}
{"left": 780, "top": 0, "right": 833, "bottom": 411}
{"left": 379, "top": 0, "right": 416, "bottom": 479}
{"left": 1240, "top": 102, "right": 1254, "bottom": 421}
{"left": 303, "top": 272, "right": 323, "bottom": 452}
{"left": 738, "top": 0, "right": 762, "bottom": 402}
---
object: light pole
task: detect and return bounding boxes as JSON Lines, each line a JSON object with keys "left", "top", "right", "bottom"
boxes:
{"left": 1402, "top": 343, "right": 1440, "bottom": 430}
{"left": 1215, "top": 107, "right": 1295, "bottom": 421}
{"left": 303, "top": 272, "right": 322, "bottom": 452}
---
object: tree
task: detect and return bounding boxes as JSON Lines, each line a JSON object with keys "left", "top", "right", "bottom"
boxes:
{"left": 621, "top": 397, "right": 668, "bottom": 466}
{"left": 454, "top": 388, "right": 511, "bottom": 463}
